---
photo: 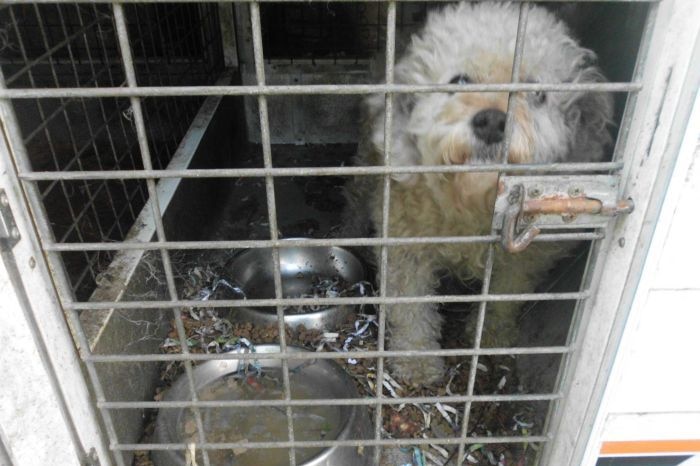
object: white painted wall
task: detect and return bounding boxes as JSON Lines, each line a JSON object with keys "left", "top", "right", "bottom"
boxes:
{"left": 584, "top": 74, "right": 700, "bottom": 461}
{"left": 0, "top": 259, "right": 81, "bottom": 466}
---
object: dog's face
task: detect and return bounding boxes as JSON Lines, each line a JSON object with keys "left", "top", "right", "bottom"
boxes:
{"left": 368, "top": 3, "right": 613, "bottom": 195}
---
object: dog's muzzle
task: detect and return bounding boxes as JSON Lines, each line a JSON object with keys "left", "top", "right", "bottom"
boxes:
{"left": 471, "top": 108, "right": 506, "bottom": 145}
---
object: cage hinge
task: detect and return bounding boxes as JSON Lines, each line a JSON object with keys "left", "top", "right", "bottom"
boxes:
{"left": 492, "top": 175, "right": 634, "bottom": 253}
{"left": 0, "top": 190, "right": 20, "bottom": 250}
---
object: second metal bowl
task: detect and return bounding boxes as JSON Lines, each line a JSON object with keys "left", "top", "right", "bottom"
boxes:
{"left": 153, "top": 345, "right": 374, "bottom": 466}
{"left": 226, "top": 244, "right": 367, "bottom": 331}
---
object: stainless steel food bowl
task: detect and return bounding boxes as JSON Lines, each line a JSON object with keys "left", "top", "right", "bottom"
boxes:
{"left": 226, "top": 244, "right": 367, "bottom": 331}
{"left": 153, "top": 345, "right": 374, "bottom": 466}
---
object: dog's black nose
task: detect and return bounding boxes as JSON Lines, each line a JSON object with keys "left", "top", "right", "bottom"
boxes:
{"left": 471, "top": 109, "right": 506, "bottom": 145}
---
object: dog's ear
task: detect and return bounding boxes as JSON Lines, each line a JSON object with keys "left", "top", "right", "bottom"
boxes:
{"left": 564, "top": 70, "right": 614, "bottom": 162}
{"left": 366, "top": 93, "right": 422, "bottom": 184}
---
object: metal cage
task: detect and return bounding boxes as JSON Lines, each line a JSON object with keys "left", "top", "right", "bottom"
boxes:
{"left": 0, "top": 0, "right": 678, "bottom": 465}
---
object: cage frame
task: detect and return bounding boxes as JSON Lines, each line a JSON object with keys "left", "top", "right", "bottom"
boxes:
{"left": 0, "top": 0, "right": 698, "bottom": 465}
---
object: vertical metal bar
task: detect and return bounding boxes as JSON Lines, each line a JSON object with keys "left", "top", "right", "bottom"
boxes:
{"left": 458, "top": 3, "right": 529, "bottom": 463}
{"left": 501, "top": 2, "right": 530, "bottom": 162}
{"left": 112, "top": 5, "right": 212, "bottom": 466}
{"left": 374, "top": 2, "right": 396, "bottom": 464}
{"left": 249, "top": 3, "right": 297, "bottom": 465}
{"left": 455, "top": 245, "right": 496, "bottom": 464}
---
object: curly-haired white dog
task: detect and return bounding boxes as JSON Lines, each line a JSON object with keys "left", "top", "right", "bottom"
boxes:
{"left": 344, "top": 3, "right": 613, "bottom": 384}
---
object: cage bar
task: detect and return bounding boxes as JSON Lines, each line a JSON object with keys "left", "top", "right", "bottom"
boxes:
{"left": 113, "top": 4, "right": 212, "bottom": 465}
{"left": 1, "top": 0, "right": 662, "bottom": 4}
{"left": 456, "top": 3, "right": 529, "bottom": 462}
{"left": 0, "top": 81, "right": 643, "bottom": 99}
{"left": 249, "top": 2, "right": 298, "bottom": 464}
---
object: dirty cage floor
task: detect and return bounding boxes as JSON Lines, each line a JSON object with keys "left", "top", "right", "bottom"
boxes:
{"left": 133, "top": 143, "right": 548, "bottom": 466}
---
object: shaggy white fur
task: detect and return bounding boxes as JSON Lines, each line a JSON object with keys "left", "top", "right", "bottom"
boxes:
{"left": 345, "top": 2, "right": 614, "bottom": 384}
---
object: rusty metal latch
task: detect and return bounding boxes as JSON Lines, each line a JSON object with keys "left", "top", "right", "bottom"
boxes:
{"left": 492, "top": 176, "right": 634, "bottom": 253}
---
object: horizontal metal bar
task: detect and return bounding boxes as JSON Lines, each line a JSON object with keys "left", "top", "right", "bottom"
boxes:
{"left": 87, "top": 346, "right": 570, "bottom": 363}
{"left": 18, "top": 161, "right": 624, "bottom": 181}
{"left": 115, "top": 436, "right": 550, "bottom": 452}
{"left": 2, "top": 0, "right": 661, "bottom": 4}
{"left": 44, "top": 231, "right": 603, "bottom": 252}
{"left": 0, "top": 82, "right": 642, "bottom": 99}
{"left": 71, "top": 291, "right": 589, "bottom": 311}
{"left": 100, "top": 392, "right": 561, "bottom": 410}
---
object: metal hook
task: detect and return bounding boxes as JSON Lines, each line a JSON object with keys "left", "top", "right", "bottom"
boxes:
{"left": 501, "top": 185, "right": 541, "bottom": 253}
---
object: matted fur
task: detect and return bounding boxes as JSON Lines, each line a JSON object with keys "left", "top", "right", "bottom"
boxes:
{"left": 344, "top": 2, "right": 613, "bottom": 384}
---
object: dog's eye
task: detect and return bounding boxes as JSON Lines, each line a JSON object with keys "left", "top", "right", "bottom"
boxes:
{"left": 533, "top": 90, "right": 547, "bottom": 105}
{"left": 449, "top": 74, "right": 471, "bottom": 85}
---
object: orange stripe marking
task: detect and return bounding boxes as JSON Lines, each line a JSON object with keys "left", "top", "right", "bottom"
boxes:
{"left": 601, "top": 439, "right": 700, "bottom": 455}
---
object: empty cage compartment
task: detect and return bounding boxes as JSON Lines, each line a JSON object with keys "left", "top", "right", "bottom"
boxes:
{"left": 0, "top": 0, "right": 675, "bottom": 465}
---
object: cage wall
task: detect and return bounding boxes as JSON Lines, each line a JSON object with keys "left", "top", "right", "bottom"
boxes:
{"left": 0, "top": 2, "right": 225, "bottom": 299}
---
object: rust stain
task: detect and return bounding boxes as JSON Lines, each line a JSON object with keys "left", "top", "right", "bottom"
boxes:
{"left": 523, "top": 196, "right": 604, "bottom": 215}
{"left": 497, "top": 179, "right": 506, "bottom": 195}
{"left": 523, "top": 196, "right": 634, "bottom": 216}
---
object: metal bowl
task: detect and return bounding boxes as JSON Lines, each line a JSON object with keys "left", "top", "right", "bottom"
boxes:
{"left": 153, "top": 345, "right": 374, "bottom": 466}
{"left": 226, "top": 244, "right": 366, "bottom": 331}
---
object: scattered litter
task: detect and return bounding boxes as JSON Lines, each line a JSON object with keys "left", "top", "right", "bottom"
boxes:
{"left": 466, "top": 453, "right": 479, "bottom": 463}
{"left": 445, "top": 362, "right": 464, "bottom": 396}
{"left": 184, "top": 442, "right": 198, "bottom": 466}
{"left": 497, "top": 375, "right": 507, "bottom": 390}
{"left": 513, "top": 413, "right": 535, "bottom": 429}
{"left": 389, "top": 412, "right": 421, "bottom": 438}
{"left": 435, "top": 402, "right": 460, "bottom": 431}
{"left": 422, "top": 447, "right": 444, "bottom": 466}
{"left": 284, "top": 277, "right": 373, "bottom": 314}
{"left": 232, "top": 439, "right": 249, "bottom": 456}
{"left": 136, "top": 258, "right": 544, "bottom": 466}
{"left": 198, "top": 278, "right": 246, "bottom": 301}
{"left": 485, "top": 449, "right": 497, "bottom": 465}
{"left": 412, "top": 446, "right": 426, "bottom": 466}
{"left": 426, "top": 439, "right": 449, "bottom": 458}
{"left": 122, "top": 106, "right": 134, "bottom": 122}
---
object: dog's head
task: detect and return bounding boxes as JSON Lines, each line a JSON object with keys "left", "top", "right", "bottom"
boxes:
{"left": 367, "top": 3, "right": 613, "bottom": 192}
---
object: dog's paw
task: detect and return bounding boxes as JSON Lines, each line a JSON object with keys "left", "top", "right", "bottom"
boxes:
{"left": 389, "top": 356, "right": 445, "bottom": 386}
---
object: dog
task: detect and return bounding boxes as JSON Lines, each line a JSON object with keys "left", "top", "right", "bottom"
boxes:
{"left": 343, "top": 2, "right": 614, "bottom": 384}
